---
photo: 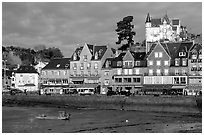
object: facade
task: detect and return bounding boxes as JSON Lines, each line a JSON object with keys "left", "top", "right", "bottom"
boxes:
{"left": 69, "top": 43, "right": 115, "bottom": 94}
{"left": 186, "top": 41, "right": 202, "bottom": 95}
{"left": 14, "top": 66, "right": 38, "bottom": 92}
{"left": 144, "top": 41, "right": 193, "bottom": 95}
{"left": 41, "top": 58, "right": 71, "bottom": 94}
{"left": 102, "top": 50, "right": 147, "bottom": 94}
{"left": 145, "top": 13, "right": 187, "bottom": 53}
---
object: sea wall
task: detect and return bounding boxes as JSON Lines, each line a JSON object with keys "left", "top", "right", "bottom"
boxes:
{"left": 2, "top": 95, "right": 200, "bottom": 113}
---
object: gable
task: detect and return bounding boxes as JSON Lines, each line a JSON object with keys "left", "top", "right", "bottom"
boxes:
{"left": 147, "top": 42, "right": 170, "bottom": 60}
{"left": 123, "top": 50, "right": 134, "bottom": 61}
{"left": 80, "top": 43, "right": 93, "bottom": 61}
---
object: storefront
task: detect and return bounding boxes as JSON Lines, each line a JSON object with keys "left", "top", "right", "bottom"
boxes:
{"left": 143, "top": 84, "right": 172, "bottom": 95}
{"left": 185, "top": 85, "right": 202, "bottom": 96}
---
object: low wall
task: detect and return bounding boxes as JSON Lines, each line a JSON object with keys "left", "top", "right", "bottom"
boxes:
{"left": 2, "top": 95, "right": 201, "bottom": 114}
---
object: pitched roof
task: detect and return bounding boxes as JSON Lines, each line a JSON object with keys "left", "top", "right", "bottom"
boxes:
{"left": 102, "top": 57, "right": 114, "bottom": 68}
{"left": 16, "top": 66, "right": 38, "bottom": 73}
{"left": 163, "top": 14, "right": 170, "bottom": 24}
{"left": 146, "top": 13, "right": 151, "bottom": 23}
{"left": 92, "top": 45, "right": 107, "bottom": 60}
{"left": 71, "top": 46, "right": 83, "bottom": 61}
{"left": 151, "top": 18, "right": 162, "bottom": 27}
{"left": 42, "top": 58, "right": 71, "bottom": 70}
{"left": 131, "top": 52, "right": 146, "bottom": 60}
{"left": 87, "top": 44, "right": 94, "bottom": 55}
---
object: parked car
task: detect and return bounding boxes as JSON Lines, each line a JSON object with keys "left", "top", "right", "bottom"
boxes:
{"left": 107, "top": 90, "right": 117, "bottom": 96}
{"left": 119, "top": 90, "right": 131, "bottom": 96}
{"left": 78, "top": 89, "right": 94, "bottom": 96}
{"left": 10, "top": 88, "right": 23, "bottom": 95}
{"left": 66, "top": 89, "right": 78, "bottom": 94}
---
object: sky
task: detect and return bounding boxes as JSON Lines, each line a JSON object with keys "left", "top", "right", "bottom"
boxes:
{"left": 2, "top": 2, "right": 202, "bottom": 57}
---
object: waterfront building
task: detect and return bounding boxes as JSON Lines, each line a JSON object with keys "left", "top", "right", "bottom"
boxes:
{"left": 69, "top": 43, "right": 115, "bottom": 94}
{"left": 186, "top": 37, "right": 202, "bottom": 95}
{"left": 41, "top": 58, "right": 71, "bottom": 94}
{"left": 144, "top": 41, "right": 193, "bottom": 95}
{"left": 14, "top": 66, "right": 38, "bottom": 92}
{"left": 106, "top": 50, "right": 147, "bottom": 94}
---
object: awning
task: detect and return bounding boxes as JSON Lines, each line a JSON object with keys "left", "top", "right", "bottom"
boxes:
{"left": 186, "top": 85, "right": 202, "bottom": 90}
{"left": 171, "top": 86, "right": 186, "bottom": 89}
{"left": 24, "top": 84, "right": 35, "bottom": 86}
{"left": 77, "top": 83, "right": 98, "bottom": 89}
{"left": 71, "top": 78, "right": 84, "bottom": 81}
{"left": 143, "top": 85, "right": 172, "bottom": 89}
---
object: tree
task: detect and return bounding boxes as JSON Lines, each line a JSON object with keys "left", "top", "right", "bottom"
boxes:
{"left": 115, "top": 16, "right": 136, "bottom": 51}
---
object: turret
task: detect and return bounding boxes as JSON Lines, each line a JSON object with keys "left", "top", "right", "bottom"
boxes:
{"left": 145, "top": 13, "right": 151, "bottom": 28}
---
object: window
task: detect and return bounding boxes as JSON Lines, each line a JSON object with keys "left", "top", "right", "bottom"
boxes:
{"left": 191, "top": 65, "right": 197, "bottom": 71}
{"left": 175, "top": 58, "right": 180, "bottom": 66}
{"left": 180, "top": 77, "right": 186, "bottom": 84}
{"left": 164, "top": 61, "right": 169, "bottom": 66}
{"left": 115, "top": 78, "right": 122, "bottom": 83}
{"left": 105, "top": 61, "right": 109, "bottom": 68}
{"left": 95, "top": 70, "right": 98, "bottom": 75}
{"left": 149, "top": 61, "right": 153, "bottom": 66}
{"left": 179, "top": 52, "right": 186, "bottom": 57}
{"left": 182, "top": 70, "right": 187, "bottom": 75}
{"left": 81, "top": 71, "right": 84, "bottom": 76}
{"left": 117, "top": 61, "right": 122, "bottom": 67}
{"left": 135, "top": 69, "right": 139, "bottom": 75}
{"left": 135, "top": 61, "right": 140, "bottom": 66}
{"left": 87, "top": 63, "right": 91, "bottom": 69}
{"left": 156, "top": 69, "right": 161, "bottom": 75}
{"left": 73, "top": 71, "right": 77, "bottom": 76}
{"left": 174, "top": 77, "right": 179, "bottom": 84}
{"left": 155, "top": 52, "right": 158, "bottom": 58}
{"left": 128, "top": 69, "right": 133, "bottom": 75}
{"left": 175, "top": 69, "right": 179, "bottom": 75}
{"left": 124, "top": 69, "right": 128, "bottom": 75}
{"left": 80, "top": 63, "right": 84, "bottom": 70}
{"left": 129, "top": 62, "right": 133, "bottom": 67}
{"left": 149, "top": 69, "right": 153, "bottom": 75}
{"left": 182, "top": 58, "right": 187, "bottom": 66}
{"left": 104, "top": 71, "right": 109, "bottom": 76}
{"left": 124, "top": 78, "right": 131, "bottom": 83}
{"left": 94, "top": 63, "right": 98, "bottom": 69}
{"left": 191, "top": 51, "right": 197, "bottom": 59}
{"left": 95, "top": 52, "right": 98, "bottom": 60}
{"left": 156, "top": 61, "right": 161, "bottom": 66}
{"left": 164, "top": 69, "right": 169, "bottom": 75}
{"left": 159, "top": 52, "right": 163, "bottom": 58}
{"left": 117, "top": 69, "right": 122, "bottom": 75}
{"left": 83, "top": 55, "right": 87, "bottom": 61}
{"left": 124, "top": 62, "right": 128, "bottom": 67}
{"left": 73, "top": 63, "right": 77, "bottom": 70}
{"left": 104, "top": 80, "right": 109, "bottom": 85}
{"left": 133, "top": 78, "right": 141, "bottom": 83}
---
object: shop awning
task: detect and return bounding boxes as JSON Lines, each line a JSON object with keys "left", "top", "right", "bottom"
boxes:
{"left": 171, "top": 86, "right": 186, "bottom": 89}
{"left": 143, "top": 84, "right": 172, "bottom": 89}
{"left": 77, "top": 83, "right": 98, "bottom": 89}
{"left": 186, "top": 85, "right": 202, "bottom": 90}
{"left": 24, "top": 84, "right": 35, "bottom": 86}
{"left": 71, "top": 78, "right": 84, "bottom": 81}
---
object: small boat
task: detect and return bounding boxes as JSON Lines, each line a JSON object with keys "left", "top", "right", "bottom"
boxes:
{"left": 36, "top": 111, "right": 71, "bottom": 120}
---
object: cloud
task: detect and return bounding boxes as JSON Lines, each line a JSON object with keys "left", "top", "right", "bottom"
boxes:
{"left": 2, "top": 2, "right": 202, "bottom": 57}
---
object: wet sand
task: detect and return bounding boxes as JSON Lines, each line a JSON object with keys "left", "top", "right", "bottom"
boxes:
{"left": 2, "top": 105, "right": 202, "bottom": 133}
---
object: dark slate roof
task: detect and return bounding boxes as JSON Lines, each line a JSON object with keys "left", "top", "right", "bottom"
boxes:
{"left": 71, "top": 46, "right": 83, "bottom": 61}
{"left": 114, "top": 52, "right": 126, "bottom": 61}
{"left": 111, "top": 48, "right": 116, "bottom": 54}
{"left": 172, "top": 19, "right": 180, "bottom": 25}
{"left": 146, "top": 13, "right": 151, "bottom": 23}
{"left": 87, "top": 44, "right": 94, "bottom": 55}
{"left": 165, "top": 42, "right": 193, "bottom": 59}
{"left": 102, "top": 58, "right": 114, "bottom": 68}
{"left": 92, "top": 46, "right": 107, "bottom": 60}
{"left": 163, "top": 14, "right": 170, "bottom": 24}
{"left": 16, "top": 66, "right": 38, "bottom": 73}
{"left": 42, "top": 58, "right": 71, "bottom": 70}
{"left": 151, "top": 18, "right": 162, "bottom": 27}
{"left": 130, "top": 52, "right": 146, "bottom": 60}
{"left": 189, "top": 43, "right": 202, "bottom": 52}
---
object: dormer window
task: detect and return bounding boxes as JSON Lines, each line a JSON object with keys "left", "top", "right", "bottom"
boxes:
{"left": 99, "top": 49, "right": 103, "bottom": 57}
{"left": 182, "top": 58, "right": 187, "bottom": 66}
{"left": 179, "top": 52, "right": 186, "bottom": 57}
{"left": 135, "top": 61, "right": 140, "bottom": 66}
{"left": 65, "top": 64, "right": 69, "bottom": 68}
{"left": 83, "top": 55, "right": 87, "bottom": 61}
{"left": 56, "top": 64, "right": 60, "bottom": 68}
{"left": 105, "top": 60, "right": 109, "bottom": 68}
{"left": 73, "top": 52, "right": 77, "bottom": 60}
{"left": 191, "top": 50, "right": 197, "bottom": 59}
{"left": 117, "top": 61, "right": 122, "bottom": 67}
{"left": 175, "top": 58, "right": 180, "bottom": 66}
{"left": 95, "top": 52, "right": 98, "bottom": 60}
{"left": 198, "top": 50, "right": 202, "bottom": 59}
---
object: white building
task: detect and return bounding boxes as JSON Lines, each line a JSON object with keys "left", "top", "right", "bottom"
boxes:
{"left": 145, "top": 13, "right": 183, "bottom": 53}
{"left": 34, "top": 61, "right": 48, "bottom": 74}
{"left": 15, "top": 66, "right": 39, "bottom": 92}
